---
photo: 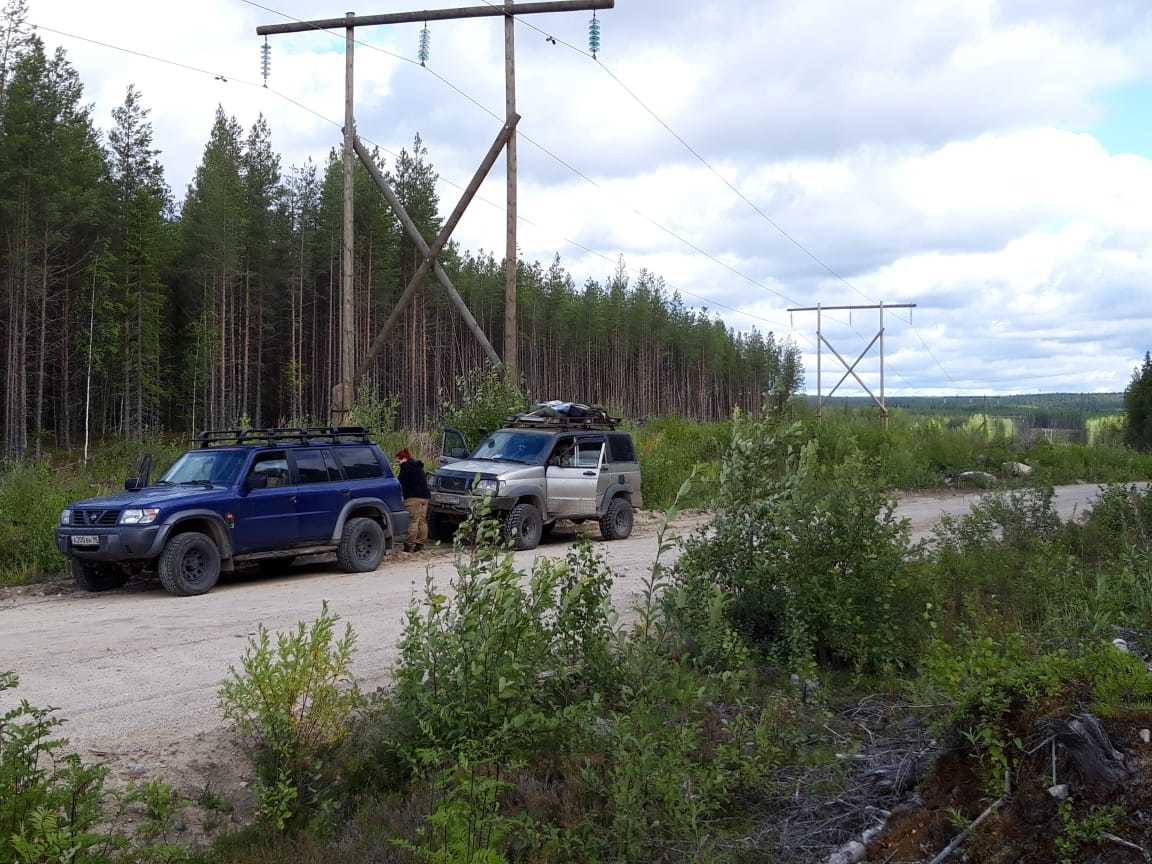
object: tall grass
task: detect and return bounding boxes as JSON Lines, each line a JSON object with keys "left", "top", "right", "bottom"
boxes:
{"left": 0, "top": 440, "right": 183, "bottom": 585}
{"left": 628, "top": 417, "right": 731, "bottom": 509}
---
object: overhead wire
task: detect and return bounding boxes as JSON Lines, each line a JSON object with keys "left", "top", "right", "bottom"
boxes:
{"left": 483, "top": 1, "right": 962, "bottom": 392}
{"left": 31, "top": 17, "right": 801, "bottom": 344}
{"left": 37, "top": 11, "right": 940, "bottom": 392}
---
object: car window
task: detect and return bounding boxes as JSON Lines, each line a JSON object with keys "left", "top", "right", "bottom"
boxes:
{"left": 550, "top": 437, "right": 576, "bottom": 467}
{"left": 472, "top": 431, "right": 552, "bottom": 465}
{"left": 294, "top": 450, "right": 330, "bottom": 484}
{"left": 608, "top": 433, "right": 636, "bottom": 463}
{"left": 336, "top": 446, "right": 384, "bottom": 480}
{"left": 160, "top": 450, "right": 247, "bottom": 485}
{"left": 322, "top": 450, "right": 344, "bottom": 482}
{"left": 575, "top": 441, "right": 604, "bottom": 468}
{"left": 250, "top": 452, "right": 289, "bottom": 488}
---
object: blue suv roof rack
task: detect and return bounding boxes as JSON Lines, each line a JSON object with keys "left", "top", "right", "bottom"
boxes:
{"left": 196, "top": 426, "right": 372, "bottom": 448}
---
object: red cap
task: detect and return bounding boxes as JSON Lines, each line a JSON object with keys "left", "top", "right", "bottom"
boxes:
{"left": 395, "top": 448, "right": 412, "bottom": 460}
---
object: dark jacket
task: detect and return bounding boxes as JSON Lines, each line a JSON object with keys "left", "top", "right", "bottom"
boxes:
{"left": 398, "top": 459, "right": 430, "bottom": 500}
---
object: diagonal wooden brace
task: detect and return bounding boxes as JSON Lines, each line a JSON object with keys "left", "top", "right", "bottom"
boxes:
{"left": 825, "top": 329, "right": 881, "bottom": 400}
{"left": 352, "top": 115, "right": 518, "bottom": 385}
{"left": 820, "top": 332, "right": 885, "bottom": 410}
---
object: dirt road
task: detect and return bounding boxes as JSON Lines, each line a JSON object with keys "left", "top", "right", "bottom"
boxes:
{"left": 0, "top": 482, "right": 1135, "bottom": 807}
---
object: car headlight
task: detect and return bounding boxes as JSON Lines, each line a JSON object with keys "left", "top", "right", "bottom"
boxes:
{"left": 120, "top": 508, "right": 160, "bottom": 525}
{"left": 60, "top": 509, "right": 71, "bottom": 526}
{"left": 473, "top": 478, "right": 501, "bottom": 495}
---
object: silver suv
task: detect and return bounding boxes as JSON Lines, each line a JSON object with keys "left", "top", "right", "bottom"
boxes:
{"left": 429, "top": 411, "right": 642, "bottom": 551}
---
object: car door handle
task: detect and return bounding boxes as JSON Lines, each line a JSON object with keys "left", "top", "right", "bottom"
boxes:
{"left": 340, "top": 489, "right": 351, "bottom": 497}
{"left": 290, "top": 495, "right": 298, "bottom": 504}
{"left": 583, "top": 471, "right": 596, "bottom": 477}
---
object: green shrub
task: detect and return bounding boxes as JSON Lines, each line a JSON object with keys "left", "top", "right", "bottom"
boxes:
{"left": 628, "top": 417, "right": 730, "bottom": 509}
{"left": 676, "top": 417, "right": 922, "bottom": 673}
{"left": 218, "top": 603, "right": 359, "bottom": 832}
{"left": 1, "top": 671, "right": 189, "bottom": 864}
{"left": 385, "top": 510, "right": 621, "bottom": 771}
{"left": 440, "top": 365, "right": 527, "bottom": 447}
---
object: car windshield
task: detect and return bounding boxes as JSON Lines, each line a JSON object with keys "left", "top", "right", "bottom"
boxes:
{"left": 158, "top": 450, "right": 248, "bottom": 486}
{"left": 470, "top": 431, "right": 551, "bottom": 465}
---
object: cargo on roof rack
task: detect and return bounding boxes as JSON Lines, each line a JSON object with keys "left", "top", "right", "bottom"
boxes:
{"left": 194, "top": 426, "right": 372, "bottom": 447}
{"left": 504, "top": 403, "right": 621, "bottom": 431}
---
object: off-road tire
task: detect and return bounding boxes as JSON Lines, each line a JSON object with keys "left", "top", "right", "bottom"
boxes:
{"left": 71, "top": 559, "right": 130, "bottom": 593}
{"left": 599, "top": 496, "right": 634, "bottom": 541}
{"left": 257, "top": 556, "right": 296, "bottom": 577}
{"left": 337, "top": 517, "right": 386, "bottom": 572}
{"left": 504, "top": 503, "right": 543, "bottom": 551}
{"left": 158, "top": 532, "right": 221, "bottom": 597}
{"left": 428, "top": 511, "right": 457, "bottom": 544}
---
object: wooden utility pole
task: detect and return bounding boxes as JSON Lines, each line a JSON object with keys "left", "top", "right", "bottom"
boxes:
{"left": 787, "top": 302, "right": 917, "bottom": 430}
{"left": 256, "top": 0, "right": 613, "bottom": 422}
{"left": 504, "top": 0, "right": 518, "bottom": 381}
{"left": 337, "top": 11, "right": 356, "bottom": 422}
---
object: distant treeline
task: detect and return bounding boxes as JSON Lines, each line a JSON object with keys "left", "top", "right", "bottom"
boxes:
{"left": 818, "top": 393, "right": 1126, "bottom": 435}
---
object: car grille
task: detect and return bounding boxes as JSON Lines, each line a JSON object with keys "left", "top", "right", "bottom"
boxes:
{"left": 437, "top": 475, "right": 470, "bottom": 493}
{"left": 72, "top": 508, "right": 120, "bottom": 527}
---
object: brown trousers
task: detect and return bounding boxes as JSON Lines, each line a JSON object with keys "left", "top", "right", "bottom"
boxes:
{"left": 404, "top": 498, "right": 429, "bottom": 546}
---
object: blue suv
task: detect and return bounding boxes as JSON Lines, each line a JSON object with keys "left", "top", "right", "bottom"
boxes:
{"left": 55, "top": 427, "right": 409, "bottom": 597}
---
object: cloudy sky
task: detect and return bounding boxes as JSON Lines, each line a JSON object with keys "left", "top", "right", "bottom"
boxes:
{"left": 30, "top": 0, "right": 1152, "bottom": 395}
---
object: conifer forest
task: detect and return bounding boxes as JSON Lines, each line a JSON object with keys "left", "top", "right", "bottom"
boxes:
{"left": 0, "top": 7, "right": 802, "bottom": 458}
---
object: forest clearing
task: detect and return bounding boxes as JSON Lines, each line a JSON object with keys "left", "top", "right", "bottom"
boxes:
{"left": 5, "top": 0, "right": 1152, "bottom": 862}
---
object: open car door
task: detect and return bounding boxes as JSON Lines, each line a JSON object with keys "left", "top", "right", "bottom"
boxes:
{"left": 440, "top": 427, "right": 471, "bottom": 465}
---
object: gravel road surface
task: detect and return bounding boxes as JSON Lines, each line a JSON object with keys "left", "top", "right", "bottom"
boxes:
{"left": 0, "top": 482, "right": 1136, "bottom": 808}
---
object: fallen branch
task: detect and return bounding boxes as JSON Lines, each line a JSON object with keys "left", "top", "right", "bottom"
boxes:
{"left": 1101, "top": 832, "right": 1150, "bottom": 861}
{"left": 925, "top": 795, "right": 1006, "bottom": 864}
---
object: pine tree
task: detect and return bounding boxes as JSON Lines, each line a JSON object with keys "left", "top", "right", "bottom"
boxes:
{"left": 0, "top": 38, "right": 105, "bottom": 456}
{"left": 106, "top": 84, "right": 171, "bottom": 437}
{"left": 1124, "top": 352, "right": 1152, "bottom": 452}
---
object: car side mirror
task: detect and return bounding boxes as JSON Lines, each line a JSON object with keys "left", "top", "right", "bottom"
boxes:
{"left": 246, "top": 474, "right": 268, "bottom": 491}
{"left": 447, "top": 447, "right": 469, "bottom": 460}
{"left": 124, "top": 477, "right": 145, "bottom": 492}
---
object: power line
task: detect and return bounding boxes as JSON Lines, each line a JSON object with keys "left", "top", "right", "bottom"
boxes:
{"left": 37, "top": 15, "right": 932, "bottom": 392}
{"left": 235, "top": 0, "right": 813, "bottom": 312}
{"left": 482, "top": 3, "right": 963, "bottom": 392}
{"left": 32, "top": 18, "right": 798, "bottom": 343}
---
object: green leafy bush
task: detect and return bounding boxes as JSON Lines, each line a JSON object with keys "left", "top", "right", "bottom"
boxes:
{"left": 218, "top": 603, "right": 359, "bottom": 831}
{"left": 1, "top": 671, "right": 189, "bottom": 864}
{"left": 676, "top": 417, "right": 922, "bottom": 672}
{"left": 385, "top": 512, "right": 621, "bottom": 770}
{"left": 439, "top": 365, "right": 527, "bottom": 447}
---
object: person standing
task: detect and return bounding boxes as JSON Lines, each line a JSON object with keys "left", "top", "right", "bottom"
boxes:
{"left": 396, "top": 448, "right": 430, "bottom": 553}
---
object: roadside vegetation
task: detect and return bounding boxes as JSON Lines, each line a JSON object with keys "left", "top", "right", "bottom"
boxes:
{"left": 4, "top": 392, "right": 1152, "bottom": 587}
{"left": 7, "top": 409, "right": 1152, "bottom": 862}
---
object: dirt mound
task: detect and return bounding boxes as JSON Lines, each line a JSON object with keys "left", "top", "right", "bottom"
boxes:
{"left": 868, "top": 709, "right": 1152, "bottom": 862}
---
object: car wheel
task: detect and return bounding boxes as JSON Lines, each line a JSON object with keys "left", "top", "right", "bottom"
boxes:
{"left": 158, "top": 532, "right": 221, "bottom": 597}
{"left": 504, "top": 503, "right": 543, "bottom": 551}
{"left": 257, "top": 556, "right": 296, "bottom": 577}
{"left": 599, "top": 496, "right": 634, "bottom": 541}
{"left": 337, "top": 517, "right": 386, "bottom": 572}
{"left": 71, "top": 559, "right": 130, "bottom": 593}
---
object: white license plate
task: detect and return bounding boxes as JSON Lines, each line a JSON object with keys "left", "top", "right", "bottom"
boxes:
{"left": 436, "top": 493, "right": 464, "bottom": 507}
{"left": 70, "top": 535, "right": 100, "bottom": 547}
